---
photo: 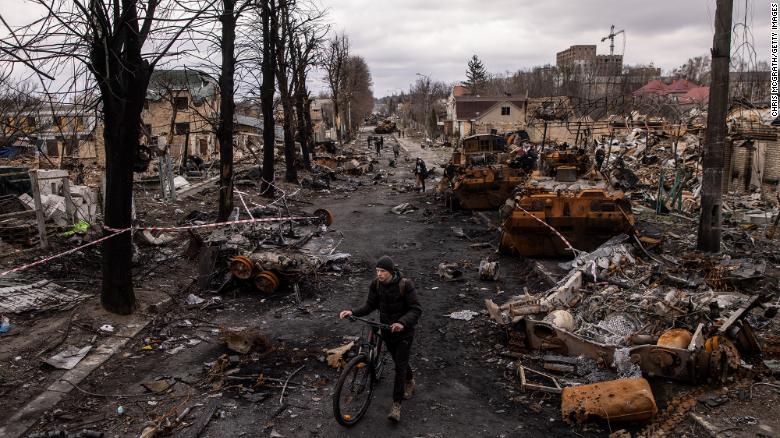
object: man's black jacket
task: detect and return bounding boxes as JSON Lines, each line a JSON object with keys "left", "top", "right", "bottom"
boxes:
{"left": 352, "top": 272, "right": 422, "bottom": 336}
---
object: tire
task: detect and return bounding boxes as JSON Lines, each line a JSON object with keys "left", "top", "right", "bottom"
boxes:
{"left": 373, "top": 339, "right": 386, "bottom": 382}
{"left": 333, "top": 353, "right": 374, "bottom": 427}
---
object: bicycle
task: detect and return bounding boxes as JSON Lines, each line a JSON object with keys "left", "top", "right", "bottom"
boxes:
{"left": 332, "top": 315, "right": 389, "bottom": 427}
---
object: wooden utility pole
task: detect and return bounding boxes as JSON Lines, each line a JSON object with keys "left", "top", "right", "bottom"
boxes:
{"left": 697, "top": 0, "right": 732, "bottom": 252}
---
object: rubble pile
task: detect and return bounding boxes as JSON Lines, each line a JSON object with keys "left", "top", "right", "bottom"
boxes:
{"left": 486, "top": 226, "right": 779, "bottom": 427}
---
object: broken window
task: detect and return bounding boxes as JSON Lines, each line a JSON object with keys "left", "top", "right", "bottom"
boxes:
{"left": 45, "top": 139, "right": 58, "bottom": 156}
{"left": 175, "top": 122, "right": 190, "bottom": 135}
{"left": 175, "top": 96, "right": 189, "bottom": 110}
{"left": 501, "top": 106, "right": 511, "bottom": 116}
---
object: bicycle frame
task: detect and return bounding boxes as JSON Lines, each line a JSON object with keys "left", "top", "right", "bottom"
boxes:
{"left": 349, "top": 316, "right": 388, "bottom": 379}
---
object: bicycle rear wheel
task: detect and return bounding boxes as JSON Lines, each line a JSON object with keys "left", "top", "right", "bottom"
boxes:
{"left": 333, "top": 353, "right": 374, "bottom": 427}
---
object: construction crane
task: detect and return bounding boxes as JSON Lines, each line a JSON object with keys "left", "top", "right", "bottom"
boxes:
{"left": 601, "top": 24, "right": 625, "bottom": 55}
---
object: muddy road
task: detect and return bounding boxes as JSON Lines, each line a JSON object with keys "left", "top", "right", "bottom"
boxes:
{"left": 21, "top": 129, "right": 578, "bottom": 437}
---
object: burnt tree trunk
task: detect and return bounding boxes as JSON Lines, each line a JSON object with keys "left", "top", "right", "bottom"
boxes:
{"left": 275, "top": 2, "right": 297, "bottom": 183}
{"left": 294, "top": 70, "right": 311, "bottom": 169}
{"left": 697, "top": 0, "right": 732, "bottom": 252}
{"left": 294, "top": 90, "right": 310, "bottom": 169}
{"left": 260, "top": 0, "right": 276, "bottom": 196}
{"left": 89, "top": 2, "right": 152, "bottom": 315}
{"left": 303, "top": 94, "right": 314, "bottom": 158}
{"left": 217, "top": 0, "right": 236, "bottom": 221}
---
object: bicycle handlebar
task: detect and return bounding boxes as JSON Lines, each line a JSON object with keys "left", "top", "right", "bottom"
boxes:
{"left": 347, "top": 315, "right": 391, "bottom": 330}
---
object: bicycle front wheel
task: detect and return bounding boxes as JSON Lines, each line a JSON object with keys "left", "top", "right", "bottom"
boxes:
{"left": 333, "top": 353, "right": 374, "bottom": 427}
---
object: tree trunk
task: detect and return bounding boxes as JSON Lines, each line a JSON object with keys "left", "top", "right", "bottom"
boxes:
{"left": 90, "top": 10, "right": 151, "bottom": 314}
{"left": 101, "top": 106, "right": 138, "bottom": 314}
{"left": 260, "top": 0, "right": 276, "bottom": 196}
{"left": 217, "top": 0, "right": 236, "bottom": 222}
{"left": 697, "top": 0, "right": 732, "bottom": 252}
{"left": 303, "top": 94, "right": 314, "bottom": 158}
{"left": 333, "top": 98, "right": 340, "bottom": 144}
{"left": 294, "top": 84, "right": 310, "bottom": 169}
{"left": 281, "top": 99, "right": 297, "bottom": 182}
{"left": 274, "top": 1, "right": 296, "bottom": 183}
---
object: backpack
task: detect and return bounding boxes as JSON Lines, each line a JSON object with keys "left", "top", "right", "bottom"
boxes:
{"left": 399, "top": 278, "right": 410, "bottom": 297}
{"left": 373, "top": 277, "right": 410, "bottom": 297}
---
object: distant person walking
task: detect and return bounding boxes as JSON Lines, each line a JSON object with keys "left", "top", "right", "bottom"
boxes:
{"left": 595, "top": 145, "right": 605, "bottom": 170}
{"left": 414, "top": 157, "right": 427, "bottom": 193}
{"left": 375, "top": 136, "right": 381, "bottom": 155}
{"left": 393, "top": 141, "right": 400, "bottom": 159}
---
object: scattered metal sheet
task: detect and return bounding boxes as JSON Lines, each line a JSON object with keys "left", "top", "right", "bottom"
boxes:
{"left": 44, "top": 345, "right": 92, "bottom": 370}
{"left": 0, "top": 279, "right": 91, "bottom": 313}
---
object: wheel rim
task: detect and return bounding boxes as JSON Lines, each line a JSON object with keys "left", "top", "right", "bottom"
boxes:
{"left": 337, "top": 359, "right": 372, "bottom": 423}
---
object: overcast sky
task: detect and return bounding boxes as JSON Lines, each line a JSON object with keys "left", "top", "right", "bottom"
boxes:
{"left": 322, "top": 0, "right": 772, "bottom": 97}
{"left": 2, "top": 0, "right": 772, "bottom": 98}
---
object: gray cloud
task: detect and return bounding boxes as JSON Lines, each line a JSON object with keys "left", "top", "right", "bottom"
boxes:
{"left": 324, "top": 0, "right": 771, "bottom": 96}
{"left": 3, "top": 0, "right": 771, "bottom": 98}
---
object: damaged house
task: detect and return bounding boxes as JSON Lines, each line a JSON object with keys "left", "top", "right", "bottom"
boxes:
{"left": 1, "top": 101, "right": 100, "bottom": 165}
{"left": 142, "top": 69, "right": 262, "bottom": 163}
{"left": 725, "top": 104, "right": 780, "bottom": 204}
{"left": 444, "top": 86, "right": 528, "bottom": 139}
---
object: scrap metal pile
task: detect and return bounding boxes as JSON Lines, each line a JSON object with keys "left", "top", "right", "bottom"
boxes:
{"left": 188, "top": 205, "right": 346, "bottom": 297}
{"left": 486, "top": 228, "right": 779, "bottom": 427}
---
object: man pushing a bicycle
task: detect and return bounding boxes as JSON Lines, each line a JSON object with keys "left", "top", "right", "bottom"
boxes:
{"left": 339, "top": 255, "right": 422, "bottom": 423}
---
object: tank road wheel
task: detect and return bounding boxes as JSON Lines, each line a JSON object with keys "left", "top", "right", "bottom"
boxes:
{"left": 313, "top": 208, "right": 334, "bottom": 226}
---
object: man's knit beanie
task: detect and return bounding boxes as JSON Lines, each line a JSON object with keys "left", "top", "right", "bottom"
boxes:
{"left": 376, "top": 255, "right": 395, "bottom": 273}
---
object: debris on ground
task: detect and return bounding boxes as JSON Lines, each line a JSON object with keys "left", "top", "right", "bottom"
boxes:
{"left": 445, "top": 310, "right": 479, "bottom": 321}
{"left": 220, "top": 327, "right": 272, "bottom": 355}
{"left": 44, "top": 345, "right": 92, "bottom": 370}
{"left": 390, "top": 202, "right": 416, "bottom": 215}
{"left": 324, "top": 341, "right": 354, "bottom": 369}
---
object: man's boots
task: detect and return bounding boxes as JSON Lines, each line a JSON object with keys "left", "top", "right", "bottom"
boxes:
{"left": 387, "top": 402, "right": 401, "bottom": 422}
{"left": 403, "top": 379, "right": 416, "bottom": 400}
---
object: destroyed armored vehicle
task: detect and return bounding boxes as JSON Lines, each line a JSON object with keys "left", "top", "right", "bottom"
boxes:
{"left": 440, "top": 134, "right": 530, "bottom": 210}
{"left": 499, "top": 148, "right": 635, "bottom": 257}
{"left": 374, "top": 119, "right": 396, "bottom": 134}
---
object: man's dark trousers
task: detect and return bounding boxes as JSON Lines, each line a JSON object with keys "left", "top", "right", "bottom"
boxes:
{"left": 383, "top": 332, "right": 413, "bottom": 402}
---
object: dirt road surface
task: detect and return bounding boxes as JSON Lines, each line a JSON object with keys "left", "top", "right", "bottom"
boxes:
{"left": 18, "top": 129, "right": 581, "bottom": 437}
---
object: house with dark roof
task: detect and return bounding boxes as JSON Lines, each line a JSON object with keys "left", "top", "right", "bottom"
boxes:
{"left": 444, "top": 87, "right": 527, "bottom": 139}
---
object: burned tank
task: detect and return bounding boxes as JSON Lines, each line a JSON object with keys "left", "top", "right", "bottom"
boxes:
{"left": 374, "top": 119, "right": 396, "bottom": 134}
{"left": 440, "top": 134, "right": 531, "bottom": 210}
{"left": 499, "top": 149, "right": 634, "bottom": 257}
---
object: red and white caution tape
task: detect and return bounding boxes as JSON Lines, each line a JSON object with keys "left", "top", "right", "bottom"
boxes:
{"left": 0, "top": 215, "right": 320, "bottom": 278}
{"left": 0, "top": 228, "right": 130, "bottom": 278}
{"left": 102, "top": 215, "right": 318, "bottom": 233}
{"left": 513, "top": 204, "right": 582, "bottom": 256}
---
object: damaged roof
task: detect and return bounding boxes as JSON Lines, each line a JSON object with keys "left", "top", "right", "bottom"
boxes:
{"left": 146, "top": 69, "right": 218, "bottom": 104}
{"left": 455, "top": 96, "right": 526, "bottom": 121}
{"left": 234, "top": 114, "right": 262, "bottom": 130}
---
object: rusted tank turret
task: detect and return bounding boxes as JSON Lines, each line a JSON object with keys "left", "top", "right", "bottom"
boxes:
{"left": 498, "top": 148, "right": 634, "bottom": 257}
